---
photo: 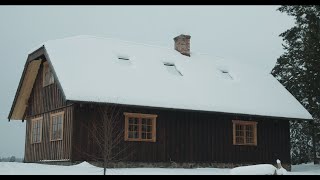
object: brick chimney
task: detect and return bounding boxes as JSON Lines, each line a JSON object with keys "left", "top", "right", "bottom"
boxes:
{"left": 174, "top": 34, "right": 191, "bottom": 57}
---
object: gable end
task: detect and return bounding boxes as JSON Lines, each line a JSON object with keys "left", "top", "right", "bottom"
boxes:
{"left": 8, "top": 46, "right": 66, "bottom": 120}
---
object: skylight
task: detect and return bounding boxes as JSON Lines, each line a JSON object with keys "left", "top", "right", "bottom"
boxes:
{"left": 164, "top": 63, "right": 183, "bottom": 76}
{"left": 117, "top": 55, "right": 131, "bottom": 65}
{"left": 118, "top": 56, "right": 130, "bottom": 60}
{"left": 220, "top": 69, "right": 233, "bottom": 80}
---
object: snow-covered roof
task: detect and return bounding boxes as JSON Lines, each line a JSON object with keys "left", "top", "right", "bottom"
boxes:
{"left": 40, "top": 35, "right": 312, "bottom": 120}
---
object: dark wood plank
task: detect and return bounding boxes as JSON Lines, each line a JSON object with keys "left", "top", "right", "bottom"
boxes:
{"left": 24, "top": 61, "right": 73, "bottom": 162}
{"left": 71, "top": 103, "right": 291, "bottom": 165}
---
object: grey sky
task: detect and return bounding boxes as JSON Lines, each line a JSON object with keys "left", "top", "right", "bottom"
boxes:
{"left": 0, "top": 5, "right": 294, "bottom": 158}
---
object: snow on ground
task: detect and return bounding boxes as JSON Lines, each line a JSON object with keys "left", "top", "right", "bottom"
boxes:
{"left": 0, "top": 161, "right": 319, "bottom": 175}
{"left": 0, "top": 162, "right": 229, "bottom": 175}
{"left": 289, "top": 163, "right": 320, "bottom": 175}
{"left": 230, "top": 164, "right": 277, "bottom": 175}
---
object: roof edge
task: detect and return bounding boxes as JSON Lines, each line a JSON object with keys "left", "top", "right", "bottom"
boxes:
{"left": 8, "top": 46, "right": 45, "bottom": 121}
{"left": 68, "top": 100, "right": 313, "bottom": 121}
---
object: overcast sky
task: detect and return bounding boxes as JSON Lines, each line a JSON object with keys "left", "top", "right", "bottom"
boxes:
{"left": 0, "top": 5, "right": 294, "bottom": 158}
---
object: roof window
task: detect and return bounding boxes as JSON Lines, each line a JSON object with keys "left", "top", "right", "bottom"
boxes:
{"left": 220, "top": 69, "right": 233, "bottom": 80}
{"left": 118, "top": 56, "right": 130, "bottom": 60}
{"left": 164, "top": 63, "right": 183, "bottom": 76}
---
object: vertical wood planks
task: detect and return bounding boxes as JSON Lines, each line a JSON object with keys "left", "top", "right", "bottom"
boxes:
{"left": 24, "top": 61, "right": 73, "bottom": 162}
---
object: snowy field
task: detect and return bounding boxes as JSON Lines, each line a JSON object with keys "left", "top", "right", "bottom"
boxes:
{"left": 0, "top": 161, "right": 319, "bottom": 175}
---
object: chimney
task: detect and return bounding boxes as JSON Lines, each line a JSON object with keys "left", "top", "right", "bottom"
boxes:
{"left": 174, "top": 34, "right": 191, "bottom": 57}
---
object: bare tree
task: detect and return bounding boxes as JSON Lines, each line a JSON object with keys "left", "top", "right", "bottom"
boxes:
{"left": 76, "top": 103, "right": 133, "bottom": 175}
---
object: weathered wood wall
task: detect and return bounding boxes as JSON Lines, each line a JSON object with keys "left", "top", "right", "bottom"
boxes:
{"left": 24, "top": 107, "right": 73, "bottom": 162}
{"left": 24, "top": 61, "right": 73, "bottom": 162}
{"left": 26, "top": 62, "right": 65, "bottom": 116}
{"left": 72, "top": 103, "right": 291, "bottom": 165}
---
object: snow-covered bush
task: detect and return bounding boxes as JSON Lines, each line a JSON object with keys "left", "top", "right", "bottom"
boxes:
{"left": 230, "top": 164, "right": 277, "bottom": 175}
{"left": 230, "top": 159, "right": 288, "bottom": 175}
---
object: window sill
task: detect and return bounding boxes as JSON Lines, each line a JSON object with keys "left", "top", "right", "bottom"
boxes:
{"left": 50, "top": 139, "right": 63, "bottom": 142}
{"left": 233, "top": 144, "right": 257, "bottom": 146}
{"left": 125, "top": 139, "right": 156, "bottom": 142}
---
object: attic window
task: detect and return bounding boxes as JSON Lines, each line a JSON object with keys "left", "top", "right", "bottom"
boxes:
{"left": 43, "top": 61, "right": 54, "bottom": 87}
{"left": 164, "top": 63, "right": 183, "bottom": 76}
{"left": 220, "top": 69, "right": 233, "bottom": 80}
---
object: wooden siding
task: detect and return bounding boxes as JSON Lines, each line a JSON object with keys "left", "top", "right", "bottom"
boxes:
{"left": 72, "top": 103, "right": 291, "bottom": 165}
{"left": 24, "top": 60, "right": 73, "bottom": 162}
{"left": 25, "top": 107, "right": 73, "bottom": 162}
{"left": 26, "top": 61, "right": 66, "bottom": 117}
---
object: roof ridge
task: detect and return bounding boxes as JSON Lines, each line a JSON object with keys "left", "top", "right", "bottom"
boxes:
{"left": 46, "top": 35, "right": 175, "bottom": 51}
{"left": 36, "top": 35, "right": 224, "bottom": 60}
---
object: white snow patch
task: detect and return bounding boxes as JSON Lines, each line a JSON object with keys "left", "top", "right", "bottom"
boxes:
{"left": 73, "top": 161, "right": 96, "bottom": 168}
{"left": 230, "top": 164, "right": 277, "bottom": 175}
{"left": 39, "top": 159, "right": 69, "bottom": 162}
{"left": 289, "top": 163, "right": 320, "bottom": 175}
{"left": 276, "top": 167, "right": 288, "bottom": 175}
{"left": 0, "top": 162, "right": 319, "bottom": 175}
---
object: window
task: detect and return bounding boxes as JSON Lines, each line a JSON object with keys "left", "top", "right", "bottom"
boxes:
{"left": 50, "top": 111, "right": 64, "bottom": 141}
{"left": 219, "top": 69, "right": 233, "bottom": 80}
{"left": 117, "top": 55, "right": 132, "bottom": 66}
{"left": 118, "top": 56, "right": 130, "bottom": 60}
{"left": 31, "top": 117, "right": 42, "bottom": 144}
{"left": 124, "top": 112, "right": 157, "bottom": 142}
{"left": 43, "top": 61, "right": 54, "bottom": 87}
{"left": 164, "top": 63, "right": 183, "bottom": 76}
{"left": 232, "top": 120, "right": 257, "bottom": 146}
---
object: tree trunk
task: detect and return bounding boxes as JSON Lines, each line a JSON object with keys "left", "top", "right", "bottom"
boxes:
{"left": 311, "top": 120, "right": 319, "bottom": 164}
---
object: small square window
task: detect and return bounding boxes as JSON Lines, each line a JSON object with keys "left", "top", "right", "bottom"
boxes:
{"left": 124, "top": 112, "right": 157, "bottom": 142}
{"left": 233, "top": 120, "right": 257, "bottom": 146}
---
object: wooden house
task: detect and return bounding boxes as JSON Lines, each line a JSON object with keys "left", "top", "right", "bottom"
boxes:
{"left": 7, "top": 34, "right": 312, "bottom": 169}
